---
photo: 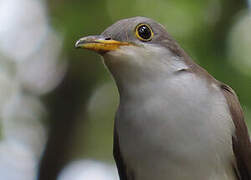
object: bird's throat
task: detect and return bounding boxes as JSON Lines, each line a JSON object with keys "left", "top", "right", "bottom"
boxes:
{"left": 103, "top": 45, "right": 189, "bottom": 96}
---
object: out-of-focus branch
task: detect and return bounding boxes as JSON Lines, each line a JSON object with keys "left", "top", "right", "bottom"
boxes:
{"left": 37, "top": 0, "right": 109, "bottom": 179}
{"left": 37, "top": 66, "right": 94, "bottom": 180}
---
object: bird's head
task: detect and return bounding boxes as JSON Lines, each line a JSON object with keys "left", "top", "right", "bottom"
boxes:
{"left": 76, "top": 17, "right": 189, "bottom": 88}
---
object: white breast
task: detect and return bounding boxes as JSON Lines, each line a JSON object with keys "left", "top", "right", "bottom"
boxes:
{"left": 116, "top": 73, "right": 236, "bottom": 180}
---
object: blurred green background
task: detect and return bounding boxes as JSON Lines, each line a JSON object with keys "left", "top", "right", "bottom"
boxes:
{"left": 0, "top": 0, "right": 250, "bottom": 179}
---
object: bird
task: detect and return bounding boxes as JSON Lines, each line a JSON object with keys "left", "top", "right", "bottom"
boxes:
{"left": 75, "top": 17, "right": 251, "bottom": 180}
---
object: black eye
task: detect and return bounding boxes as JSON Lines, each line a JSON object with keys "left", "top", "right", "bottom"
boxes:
{"left": 136, "top": 24, "right": 154, "bottom": 41}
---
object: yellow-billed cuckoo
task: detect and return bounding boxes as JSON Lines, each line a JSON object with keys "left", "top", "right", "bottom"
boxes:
{"left": 75, "top": 17, "right": 251, "bottom": 180}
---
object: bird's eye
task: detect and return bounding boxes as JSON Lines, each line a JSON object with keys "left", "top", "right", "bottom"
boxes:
{"left": 135, "top": 24, "right": 154, "bottom": 41}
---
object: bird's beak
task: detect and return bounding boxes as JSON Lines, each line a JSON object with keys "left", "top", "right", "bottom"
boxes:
{"left": 75, "top": 35, "right": 132, "bottom": 53}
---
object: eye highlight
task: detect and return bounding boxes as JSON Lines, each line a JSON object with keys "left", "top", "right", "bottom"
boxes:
{"left": 135, "top": 24, "right": 154, "bottom": 41}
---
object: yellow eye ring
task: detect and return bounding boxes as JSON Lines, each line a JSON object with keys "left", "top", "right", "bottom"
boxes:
{"left": 135, "top": 24, "right": 154, "bottom": 42}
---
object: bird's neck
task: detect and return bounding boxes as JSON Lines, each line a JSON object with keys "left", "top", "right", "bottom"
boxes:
{"left": 104, "top": 62, "right": 166, "bottom": 102}
{"left": 103, "top": 45, "right": 189, "bottom": 99}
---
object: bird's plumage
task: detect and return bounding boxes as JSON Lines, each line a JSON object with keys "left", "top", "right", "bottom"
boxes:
{"left": 76, "top": 16, "right": 251, "bottom": 180}
{"left": 221, "top": 84, "right": 251, "bottom": 179}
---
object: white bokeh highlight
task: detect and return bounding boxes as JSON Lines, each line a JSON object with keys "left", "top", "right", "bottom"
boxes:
{"left": 0, "top": 140, "right": 37, "bottom": 180}
{"left": 0, "top": 0, "right": 66, "bottom": 179}
{"left": 0, "top": 0, "right": 48, "bottom": 61}
{"left": 58, "top": 160, "right": 119, "bottom": 180}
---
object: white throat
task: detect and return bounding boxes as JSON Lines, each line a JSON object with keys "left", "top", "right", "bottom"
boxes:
{"left": 103, "top": 45, "right": 188, "bottom": 94}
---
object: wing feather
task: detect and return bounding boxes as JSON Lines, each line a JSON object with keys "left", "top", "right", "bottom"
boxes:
{"left": 221, "top": 84, "right": 251, "bottom": 180}
{"left": 114, "top": 116, "right": 135, "bottom": 180}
